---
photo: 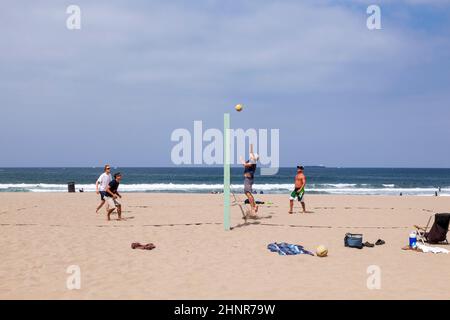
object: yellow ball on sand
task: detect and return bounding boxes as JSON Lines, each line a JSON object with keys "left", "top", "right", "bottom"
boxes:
{"left": 316, "top": 245, "right": 328, "bottom": 257}
{"left": 235, "top": 104, "right": 243, "bottom": 112}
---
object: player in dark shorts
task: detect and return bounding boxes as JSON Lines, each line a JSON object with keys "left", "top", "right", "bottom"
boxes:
{"left": 240, "top": 144, "right": 259, "bottom": 217}
{"left": 95, "top": 165, "right": 112, "bottom": 213}
{"left": 105, "top": 172, "right": 123, "bottom": 221}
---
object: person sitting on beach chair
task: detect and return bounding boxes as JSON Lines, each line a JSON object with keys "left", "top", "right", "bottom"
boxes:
{"left": 415, "top": 213, "right": 450, "bottom": 244}
{"left": 105, "top": 172, "right": 123, "bottom": 221}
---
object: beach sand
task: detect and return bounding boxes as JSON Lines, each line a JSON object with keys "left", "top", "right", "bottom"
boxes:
{"left": 0, "top": 193, "right": 449, "bottom": 300}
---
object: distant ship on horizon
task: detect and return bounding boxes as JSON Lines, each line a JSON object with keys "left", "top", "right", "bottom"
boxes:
{"left": 305, "top": 165, "right": 327, "bottom": 168}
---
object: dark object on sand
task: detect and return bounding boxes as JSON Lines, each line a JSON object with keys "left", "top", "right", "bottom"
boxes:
{"left": 68, "top": 182, "right": 75, "bottom": 193}
{"left": 363, "top": 242, "right": 375, "bottom": 248}
{"left": 344, "top": 233, "right": 363, "bottom": 249}
{"left": 244, "top": 199, "right": 265, "bottom": 205}
{"left": 416, "top": 213, "right": 450, "bottom": 244}
{"left": 375, "top": 239, "right": 385, "bottom": 246}
{"left": 131, "top": 243, "right": 156, "bottom": 250}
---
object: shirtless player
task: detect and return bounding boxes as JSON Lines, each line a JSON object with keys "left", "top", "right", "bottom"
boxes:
{"left": 289, "top": 166, "right": 307, "bottom": 214}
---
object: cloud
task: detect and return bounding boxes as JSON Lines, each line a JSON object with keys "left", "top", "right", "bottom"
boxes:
{"left": 2, "top": 1, "right": 448, "bottom": 95}
{"left": 0, "top": 1, "right": 449, "bottom": 166}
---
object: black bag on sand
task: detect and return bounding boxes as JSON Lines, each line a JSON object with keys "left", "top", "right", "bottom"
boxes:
{"left": 344, "top": 233, "right": 364, "bottom": 249}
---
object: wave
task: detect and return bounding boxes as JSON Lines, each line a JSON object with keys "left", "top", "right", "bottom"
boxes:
{"left": 318, "top": 183, "right": 357, "bottom": 188}
{"left": 0, "top": 183, "right": 293, "bottom": 193}
{"left": 311, "top": 183, "right": 397, "bottom": 188}
{"left": 0, "top": 183, "right": 448, "bottom": 196}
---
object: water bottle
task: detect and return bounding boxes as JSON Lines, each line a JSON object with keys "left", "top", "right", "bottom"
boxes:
{"left": 409, "top": 231, "right": 417, "bottom": 248}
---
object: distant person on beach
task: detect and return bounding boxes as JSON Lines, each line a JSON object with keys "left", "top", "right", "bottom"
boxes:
{"left": 95, "top": 165, "right": 112, "bottom": 213}
{"left": 105, "top": 172, "right": 123, "bottom": 221}
{"left": 289, "top": 166, "right": 307, "bottom": 214}
{"left": 240, "top": 144, "right": 259, "bottom": 217}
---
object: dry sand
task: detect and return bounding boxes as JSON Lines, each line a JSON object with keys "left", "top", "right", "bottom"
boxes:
{"left": 0, "top": 193, "right": 449, "bottom": 300}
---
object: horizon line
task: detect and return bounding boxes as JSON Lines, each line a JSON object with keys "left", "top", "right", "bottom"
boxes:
{"left": 1, "top": 166, "right": 450, "bottom": 169}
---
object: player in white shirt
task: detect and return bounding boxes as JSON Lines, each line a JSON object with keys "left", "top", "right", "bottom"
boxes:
{"left": 95, "top": 165, "right": 112, "bottom": 213}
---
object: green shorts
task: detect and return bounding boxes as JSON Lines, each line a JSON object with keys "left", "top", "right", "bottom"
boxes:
{"left": 290, "top": 188, "right": 305, "bottom": 202}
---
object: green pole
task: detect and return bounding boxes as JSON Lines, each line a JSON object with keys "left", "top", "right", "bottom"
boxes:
{"left": 224, "top": 113, "right": 231, "bottom": 231}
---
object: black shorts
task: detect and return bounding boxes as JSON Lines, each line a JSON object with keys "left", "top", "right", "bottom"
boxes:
{"left": 244, "top": 177, "right": 254, "bottom": 194}
{"left": 100, "top": 191, "right": 108, "bottom": 201}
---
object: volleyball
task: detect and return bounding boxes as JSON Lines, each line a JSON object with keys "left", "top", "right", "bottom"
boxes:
{"left": 235, "top": 104, "right": 243, "bottom": 112}
{"left": 316, "top": 245, "right": 328, "bottom": 257}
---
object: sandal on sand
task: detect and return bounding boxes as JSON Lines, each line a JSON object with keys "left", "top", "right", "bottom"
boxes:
{"left": 131, "top": 242, "right": 156, "bottom": 250}
{"left": 375, "top": 239, "right": 386, "bottom": 246}
{"left": 142, "top": 243, "right": 156, "bottom": 250}
{"left": 131, "top": 243, "right": 140, "bottom": 249}
{"left": 363, "top": 242, "right": 375, "bottom": 248}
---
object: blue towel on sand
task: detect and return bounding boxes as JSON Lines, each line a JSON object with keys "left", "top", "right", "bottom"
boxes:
{"left": 267, "top": 242, "right": 314, "bottom": 256}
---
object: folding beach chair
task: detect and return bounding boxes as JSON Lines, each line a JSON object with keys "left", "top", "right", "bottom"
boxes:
{"left": 415, "top": 213, "right": 450, "bottom": 244}
{"left": 231, "top": 192, "right": 249, "bottom": 222}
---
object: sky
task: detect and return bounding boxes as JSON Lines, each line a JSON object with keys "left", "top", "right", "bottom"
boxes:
{"left": 1, "top": 0, "right": 450, "bottom": 168}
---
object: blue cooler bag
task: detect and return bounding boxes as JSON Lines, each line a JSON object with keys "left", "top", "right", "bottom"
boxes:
{"left": 344, "top": 233, "right": 363, "bottom": 249}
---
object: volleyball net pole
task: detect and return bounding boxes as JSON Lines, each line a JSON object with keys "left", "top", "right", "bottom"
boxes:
{"left": 224, "top": 113, "right": 231, "bottom": 231}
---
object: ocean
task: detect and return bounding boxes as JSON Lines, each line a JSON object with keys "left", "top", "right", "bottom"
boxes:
{"left": 0, "top": 167, "right": 449, "bottom": 196}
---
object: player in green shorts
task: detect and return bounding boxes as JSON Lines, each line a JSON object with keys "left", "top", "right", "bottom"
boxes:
{"left": 289, "top": 166, "right": 307, "bottom": 214}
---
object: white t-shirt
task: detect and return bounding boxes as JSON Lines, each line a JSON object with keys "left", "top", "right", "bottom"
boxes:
{"left": 97, "top": 173, "right": 112, "bottom": 192}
